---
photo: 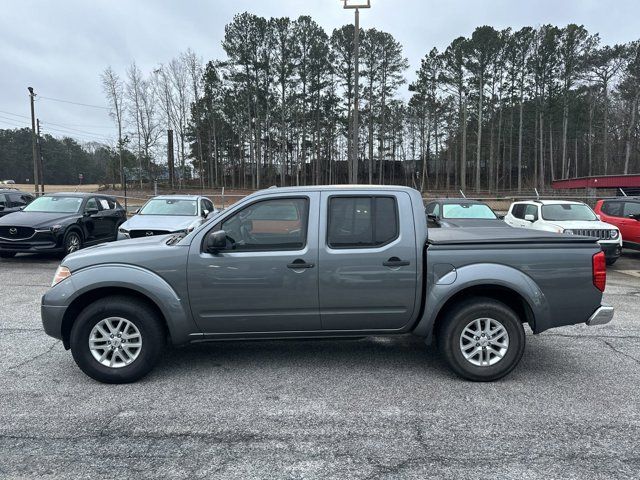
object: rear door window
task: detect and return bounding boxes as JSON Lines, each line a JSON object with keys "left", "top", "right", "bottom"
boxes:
{"left": 327, "top": 196, "right": 399, "bottom": 248}
{"left": 601, "top": 201, "right": 624, "bottom": 217}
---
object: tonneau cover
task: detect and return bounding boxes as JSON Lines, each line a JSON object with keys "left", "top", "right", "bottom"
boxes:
{"left": 427, "top": 226, "right": 599, "bottom": 245}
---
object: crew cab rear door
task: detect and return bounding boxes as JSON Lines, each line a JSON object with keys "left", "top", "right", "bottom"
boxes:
{"left": 318, "top": 191, "right": 418, "bottom": 330}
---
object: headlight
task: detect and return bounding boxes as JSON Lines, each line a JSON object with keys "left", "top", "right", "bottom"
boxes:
{"left": 118, "top": 227, "right": 130, "bottom": 237}
{"left": 51, "top": 265, "right": 71, "bottom": 287}
{"left": 610, "top": 230, "right": 619, "bottom": 239}
{"left": 563, "top": 229, "right": 574, "bottom": 235}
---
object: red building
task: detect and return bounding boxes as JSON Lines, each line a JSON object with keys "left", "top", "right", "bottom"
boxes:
{"left": 552, "top": 174, "right": 640, "bottom": 194}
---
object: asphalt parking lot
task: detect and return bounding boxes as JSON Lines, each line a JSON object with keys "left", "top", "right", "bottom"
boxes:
{"left": 1, "top": 251, "right": 640, "bottom": 479}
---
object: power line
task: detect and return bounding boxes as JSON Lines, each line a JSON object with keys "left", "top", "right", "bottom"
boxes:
{"left": 39, "top": 121, "right": 114, "bottom": 138}
{"left": 0, "top": 110, "right": 30, "bottom": 119}
{"left": 0, "top": 118, "right": 30, "bottom": 129}
{"left": 38, "top": 95, "right": 110, "bottom": 110}
{"left": 39, "top": 123, "right": 112, "bottom": 140}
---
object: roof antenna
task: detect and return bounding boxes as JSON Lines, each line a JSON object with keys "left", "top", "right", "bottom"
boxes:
{"left": 534, "top": 188, "right": 540, "bottom": 201}
{"left": 619, "top": 187, "right": 628, "bottom": 197}
{"left": 459, "top": 189, "right": 466, "bottom": 199}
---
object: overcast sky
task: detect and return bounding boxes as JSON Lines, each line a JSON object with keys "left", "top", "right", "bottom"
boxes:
{"left": 2, "top": 0, "right": 640, "bottom": 145}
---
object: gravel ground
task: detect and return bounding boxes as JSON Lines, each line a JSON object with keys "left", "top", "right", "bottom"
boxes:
{"left": 1, "top": 250, "right": 639, "bottom": 479}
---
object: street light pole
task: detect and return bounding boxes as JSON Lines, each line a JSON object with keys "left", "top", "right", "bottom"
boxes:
{"left": 27, "top": 87, "right": 40, "bottom": 195}
{"left": 342, "top": 0, "right": 371, "bottom": 184}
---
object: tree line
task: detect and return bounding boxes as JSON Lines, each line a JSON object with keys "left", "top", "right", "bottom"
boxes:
{"left": 5, "top": 14, "right": 639, "bottom": 192}
{"left": 0, "top": 128, "right": 123, "bottom": 185}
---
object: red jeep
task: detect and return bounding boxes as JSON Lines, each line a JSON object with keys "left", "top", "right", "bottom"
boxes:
{"left": 594, "top": 198, "right": 640, "bottom": 250}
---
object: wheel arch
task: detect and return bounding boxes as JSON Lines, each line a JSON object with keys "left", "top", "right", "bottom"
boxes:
{"left": 431, "top": 285, "right": 535, "bottom": 341}
{"left": 413, "top": 262, "right": 551, "bottom": 341}
{"left": 46, "top": 264, "right": 198, "bottom": 349}
{"left": 60, "top": 286, "right": 168, "bottom": 349}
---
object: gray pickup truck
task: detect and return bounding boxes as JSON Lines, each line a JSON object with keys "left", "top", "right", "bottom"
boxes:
{"left": 41, "top": 186, "right": 613, "bottom": 384}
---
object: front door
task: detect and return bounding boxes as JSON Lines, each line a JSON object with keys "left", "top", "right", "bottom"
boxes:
{"left": 318, "top": 191, "right": 418, "bottom": 331}
{"left": 187, "top": 192, "right": 320, "bottom": 334}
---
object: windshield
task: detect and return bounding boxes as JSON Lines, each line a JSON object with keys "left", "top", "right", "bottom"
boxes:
{"left": 541, "top": 204, "right": 597, "bottom": 221}
{"left": 139, "top": 199, "right": 198, "bottom": 216}
{"left": 442, "top": 203, "right": 497, "bottom": 219}
{"left": 23, "top": 196, "right": 82, "bottom": 213}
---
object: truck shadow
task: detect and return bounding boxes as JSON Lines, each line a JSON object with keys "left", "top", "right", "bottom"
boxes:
{"left": 150, "top": 333, "right": 582, "bottom": 384}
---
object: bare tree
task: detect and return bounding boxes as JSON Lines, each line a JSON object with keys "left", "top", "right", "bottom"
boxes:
{"left": 100, "top": 67, "right": 125, "bottom": 186}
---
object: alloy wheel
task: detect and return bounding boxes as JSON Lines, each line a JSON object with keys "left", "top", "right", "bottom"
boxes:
{"left": 89, "top": 317, "right": 142, "bottom": 368}
{"left": 459, "top": 317, "right": 509, "bottom": 367}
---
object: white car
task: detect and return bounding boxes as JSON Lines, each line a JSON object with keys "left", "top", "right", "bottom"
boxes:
{"left": 504, "top": 200, "right": 622, "bottom": 265}
{"left": 117, "top": 195, "right": 219, "bottom": 240}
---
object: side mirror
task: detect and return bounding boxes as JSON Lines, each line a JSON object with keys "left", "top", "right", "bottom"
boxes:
{"left": 202, "top": 209, "right": 209, "bottom": 218}
{"left": 0, "top": 205, "right": 4, "bottom": 211}
{"left": 524, "top": 214, "right": 536, "bottom": 222}
{"left": 630, "top": 213, "right": 640, "bottom": 221}
{"left": 206, "top": 210, "right": 217, "bottom": 219}
{"left": 85, "top": 208, "right": 99, "bottom": 216}
{"left": 427, "top": 213, "right": 439, "bottom": 223}
{"left": 205, "top": 230, "right": 227, "bottom": 253}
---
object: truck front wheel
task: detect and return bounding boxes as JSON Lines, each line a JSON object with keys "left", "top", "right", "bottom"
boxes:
{"left": 437, "top": 297, "right": 525, "bottom": 381}
{"left": 70, "top": 296, "right": 165, "bottom": 384}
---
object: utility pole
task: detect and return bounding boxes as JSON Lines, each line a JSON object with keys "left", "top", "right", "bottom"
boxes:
{"left": 342, "top": 0, "right": 371, "bottom": 184}
{"left": 36, "top": 119, "right": 44, "bottom": 194}
{"left": 27, "top": 87, "right": 40, "bottom": 195}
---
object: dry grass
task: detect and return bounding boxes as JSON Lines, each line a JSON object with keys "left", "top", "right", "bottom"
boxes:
{"left": 12, "top": 184, "right": 101, "bottom": 193}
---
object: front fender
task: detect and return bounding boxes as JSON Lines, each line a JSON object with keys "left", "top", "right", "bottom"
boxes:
{"left": 42, "top": 264, "right": 198, "bottom": 345}
{"left": 412, "top": 262, "right": 551, "bottom": 338}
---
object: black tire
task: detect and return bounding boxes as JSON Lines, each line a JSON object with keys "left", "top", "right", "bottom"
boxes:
{"left": 0, "top": 252, "right": 16, "bottom": 258}
{"left": 606, "top": 258, "right": 617, "bottom": 266}
{"left": 70, "top": 296, "right": 165, "bottom": 383}
{"left": 63, "top": 229, "right": 82, "bottom": 256}
{"left": 437, "top": 297, "right": 525, "bottom": 382}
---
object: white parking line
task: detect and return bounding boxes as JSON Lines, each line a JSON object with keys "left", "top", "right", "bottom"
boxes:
{"left": 614, "top": 270, "right": 640, "bottom": 278}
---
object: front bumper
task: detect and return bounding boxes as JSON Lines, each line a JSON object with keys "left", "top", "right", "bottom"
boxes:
{"left": 599, "top": 242, "right": 622, "bottom": 260}
{"left": 0, "top": 230, "right": 63, "bottom": 253}
{"left": 586, "top": 305, "right": 614, "bottom": 326}
{"left": 41, "top": 302, "right": 67, "bottom": 341}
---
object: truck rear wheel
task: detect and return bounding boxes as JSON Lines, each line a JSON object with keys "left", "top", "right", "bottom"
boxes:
{"left": 437, "top": 297, "right": 525, "bottom": 381}
{"left": 70, "top": 296, "right": 165, "bottom": 384}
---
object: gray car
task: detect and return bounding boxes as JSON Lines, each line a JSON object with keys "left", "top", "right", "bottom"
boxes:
{"left": 117, "top": 195, "right": 218, "bottom": 240}
{"left": 41, "top": 186, "right": 612, "bottom": 384}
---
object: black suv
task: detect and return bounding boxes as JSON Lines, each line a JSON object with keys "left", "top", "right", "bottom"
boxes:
{"left": 0, "top": 192, "right": 126, "bottom": 258}
{"left": 0, "top": 189, "right": 34, "bottom": 218}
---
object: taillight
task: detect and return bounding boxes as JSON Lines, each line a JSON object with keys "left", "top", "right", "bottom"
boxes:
{"left": 592, "top": 251, "right": 606, "bottom": 292}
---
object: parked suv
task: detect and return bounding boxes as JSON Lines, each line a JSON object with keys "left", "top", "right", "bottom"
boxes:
{"left": 594, "top": 197, "right": 640, "bottom": 250}
{"left": 504, "top": 200, "right": 622, "bottom": 265}
{"left": 0, "top": 189, "right": 34, "bottom": 218}
{"left": 118, "top": 195, "right": 218, "bottom": 240}
{"left": 0, "top": 192, "right": 126, "bottom": 258}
